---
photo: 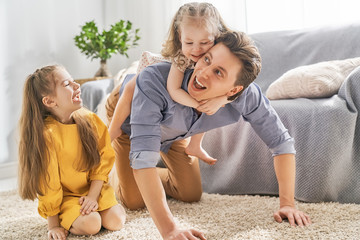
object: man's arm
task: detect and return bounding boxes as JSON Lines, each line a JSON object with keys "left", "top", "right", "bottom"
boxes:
{"left": 133, "top": 168, "right": 176, "bottom": 237}
{"left": 273, "top": 154, "right": 311, "bottom": 226}
{"left": 240, "top": 84, "right": 311, "bottom": 226}
{"left": 130, "top": 65, "right": 205, "bottom": 239}
{"left": 133, "top": 168, "right": 206, "bottom": 240}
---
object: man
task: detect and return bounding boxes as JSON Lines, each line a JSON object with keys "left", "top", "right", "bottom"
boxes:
{"left": 107, "top": 31, "right": 311, "bottom": 240}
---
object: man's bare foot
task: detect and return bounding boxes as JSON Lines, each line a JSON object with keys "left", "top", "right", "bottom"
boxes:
{"left": 185, "top": 146, "right": 217, "bottom": 165}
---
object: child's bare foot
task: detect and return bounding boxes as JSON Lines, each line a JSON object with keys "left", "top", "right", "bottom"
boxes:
{"left": 185, "top": 146, "right": 217, "bottom": 165}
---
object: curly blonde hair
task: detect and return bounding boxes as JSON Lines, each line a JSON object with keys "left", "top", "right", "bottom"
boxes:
{"left": 161, "top": 2, "right": 230, "bottom": 69}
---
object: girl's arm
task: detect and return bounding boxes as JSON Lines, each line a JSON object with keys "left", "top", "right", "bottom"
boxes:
{"left": 84, "top": 113, "right": 115, "bottom": 214}
{"left": 47, "top": 214, "right": 68, "bottom": 239}
{"left": 79, "top": 180, "right": 104, "bottom": 215}
{"left": 167, "top": 64, "right": 199, "bottom": 108}
{"left": 38, "top": 133, "right": 64, "bottom": 222}
{"left": 197, "top": 95, "right": 231, "bottom": 115}
{"left": 108, "top": 74, "right": 137, "bottom": 141}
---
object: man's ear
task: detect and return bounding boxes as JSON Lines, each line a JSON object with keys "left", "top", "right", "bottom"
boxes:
{"left": 42, "top": 96, "right": 57, "bottom": 108}
{"left": 226, "top": 85, "right": 244, "bottom": 97}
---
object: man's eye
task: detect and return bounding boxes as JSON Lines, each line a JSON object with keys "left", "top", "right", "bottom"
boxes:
{"left": 186, "top": 42, "right": 193, "bottom": 45}
{"left": 215, "top": 69, "right": 222, "bottom": 77}
{"left": 204, "top": 56, "right": 210, "bottom": 63}
{"left": 201, "top": 41, "right": 209, "bottom": 45}
{"left": 64, "top": 81, "right": 70, "bottom": 86}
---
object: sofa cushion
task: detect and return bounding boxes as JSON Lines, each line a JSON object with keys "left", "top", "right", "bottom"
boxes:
{"left": 266, "top": 57, "right": 360, "bottom": 100}
{"left": 113, "top": 61, "right": 139, "bottom": 88}
{"left": 251, "top": 24, "right": 360, "bottom": 93}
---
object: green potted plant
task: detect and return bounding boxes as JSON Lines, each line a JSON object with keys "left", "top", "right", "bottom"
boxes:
{"left": 74, "top": 19, "right": 140, "bottom": 77}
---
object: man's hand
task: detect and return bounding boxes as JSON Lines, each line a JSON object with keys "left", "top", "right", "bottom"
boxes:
{"left": 164, "top": 228, "right": 206, "bottom": 240}
{"left": 273, "top": 206, "right": 311, "bottom": 227}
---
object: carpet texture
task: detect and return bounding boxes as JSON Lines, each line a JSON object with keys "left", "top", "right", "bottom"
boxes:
{"left": 1, "top": 190, "right": 359, "bottom": 240}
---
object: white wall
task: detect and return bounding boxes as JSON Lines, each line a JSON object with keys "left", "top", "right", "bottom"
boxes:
{"left": 246, "top": 0, "right": 360, "bottom": 33}
{"left": 0, "top": 0, "right": 8, "bottom": 164}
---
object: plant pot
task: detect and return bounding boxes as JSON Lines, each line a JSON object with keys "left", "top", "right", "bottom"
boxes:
{"left": 95, "top": 59, "right": 112, "bottom": 77}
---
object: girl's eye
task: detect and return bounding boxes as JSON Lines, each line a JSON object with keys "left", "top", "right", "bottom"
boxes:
{"left": 201, "top": 41, "right": 209, "bottom": 45}
{"left": 185, "top": 42, "right": 193, "bottom": 45}
{"left": 64, "top": 81, "right": 70, "bottom": 86}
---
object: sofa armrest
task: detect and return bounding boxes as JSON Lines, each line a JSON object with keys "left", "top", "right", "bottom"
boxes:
{"left": 338, "top": 66, "right": 360, "bottom": 112}
{"left": 80, "top": 78, "right": 114, "bottom": 113}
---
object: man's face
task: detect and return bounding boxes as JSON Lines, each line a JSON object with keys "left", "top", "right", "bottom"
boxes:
{"left": 187, "top": 43, "right": 244, "bottom": 101}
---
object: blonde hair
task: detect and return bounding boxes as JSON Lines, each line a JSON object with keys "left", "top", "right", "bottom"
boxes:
{"left": 161, "top": 2, "right": 230, "bottom": 68}
{"left": 18, "top": 65, "right": 100, "bottom": 200}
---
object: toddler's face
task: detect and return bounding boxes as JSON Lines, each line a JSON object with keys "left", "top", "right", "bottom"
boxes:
{"left": 179, "top": 20, "right": 215, "bottom": 63}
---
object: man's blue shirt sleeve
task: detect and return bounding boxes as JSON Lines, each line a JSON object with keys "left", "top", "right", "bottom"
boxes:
{"left": 240, "top": 83, "right": 296, "bottom": 156}
{"left": 129, "top": 151, "right": 161, "bottom": 169}
{"left": 129, "top": 65, "right": 170, "bottom": 169}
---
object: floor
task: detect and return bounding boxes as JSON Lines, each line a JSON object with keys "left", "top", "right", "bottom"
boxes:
{"left": 0, "top": 177, "right": 17, "bottom": 192}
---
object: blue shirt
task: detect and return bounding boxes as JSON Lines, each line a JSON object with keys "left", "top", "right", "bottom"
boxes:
{"left": 119, "top": 62, "right": 295, "bottom": 169}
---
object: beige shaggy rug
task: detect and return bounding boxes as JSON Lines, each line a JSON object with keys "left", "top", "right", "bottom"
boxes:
{"left": 1, "top": 190, "right": 359, "bottom": 240}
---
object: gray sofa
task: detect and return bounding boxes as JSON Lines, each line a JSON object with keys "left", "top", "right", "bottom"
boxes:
{"left": 201, "top": 23, "right": 360, "bottom": 204}
{"left": 81, "top": 23, "right": 360, "bottom": 204}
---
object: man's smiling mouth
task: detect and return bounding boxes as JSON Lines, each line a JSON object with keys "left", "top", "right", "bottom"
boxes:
{"left": 194, "top": 77, "right": 206, "bottom": 90}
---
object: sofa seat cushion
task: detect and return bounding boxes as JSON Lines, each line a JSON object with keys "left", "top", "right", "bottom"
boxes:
{"left": 202, "top": 95, "right": 356, "bottom": 202}
{"left": 265, "top": 57, "right": 360, "bottom": 100}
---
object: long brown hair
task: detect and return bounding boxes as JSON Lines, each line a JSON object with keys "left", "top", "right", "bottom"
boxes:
{"left": 161, "top": 2, "right": 231, "bottom": 68}
{"left": 18, "top": 65, "right": 100, "bottom": 200}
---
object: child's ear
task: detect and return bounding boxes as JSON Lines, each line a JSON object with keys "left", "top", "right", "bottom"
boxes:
{"left": 226, "top": 85, "right": 244, "bottom": 97}
{"left": 42, "top": 96, "right": 57, "bottom": 108}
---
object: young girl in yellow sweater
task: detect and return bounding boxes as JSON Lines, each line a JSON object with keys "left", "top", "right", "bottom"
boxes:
{"left": 18, "top": 65, "right": 126, "bottom": 239}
